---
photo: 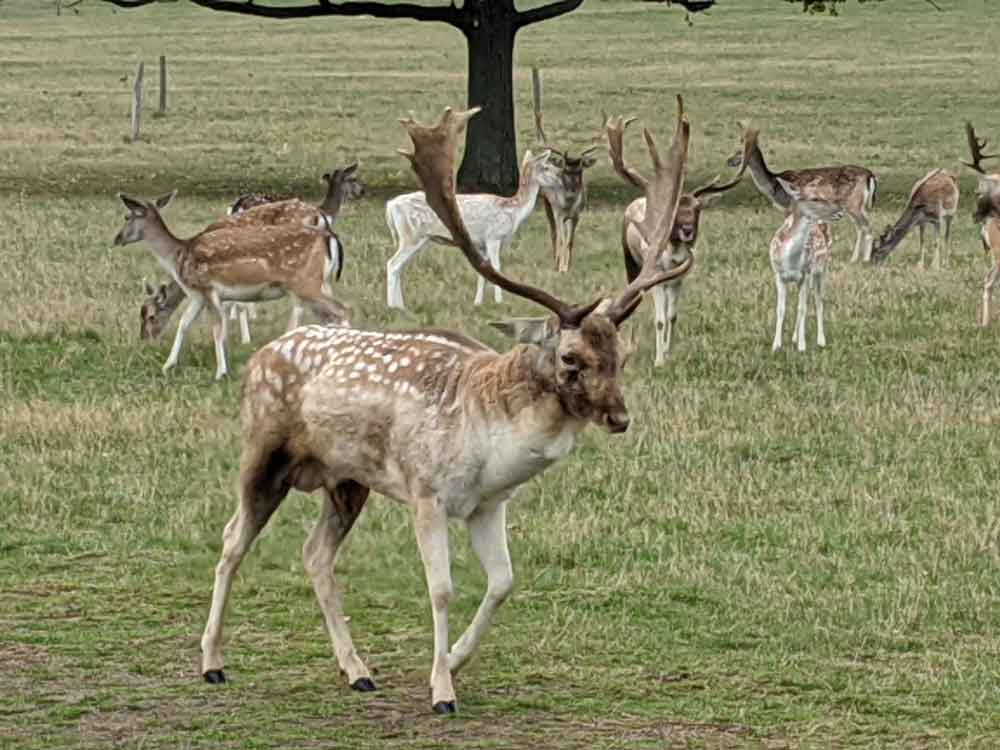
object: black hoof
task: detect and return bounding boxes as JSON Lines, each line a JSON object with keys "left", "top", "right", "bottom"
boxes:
{"left": 351, "top": 677, "right": 377, "bottom": 692}
{"left": 432, "top": 701, "right": 457, "bottom": 715}
{"left": 203, "top": 669, "right": 227, "bottom": 685}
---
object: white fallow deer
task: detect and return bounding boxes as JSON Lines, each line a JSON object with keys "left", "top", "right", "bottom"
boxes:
{"left": 728, "top": 123, "right": 878, "bottom": 263}
{"left": 870, "top": 169, "right": 959, "bottom": 269}
{"left": 531, "top": 67, "right": 600, "bottom": 273}
{"left": 139, "top": 165, "right": 360, "bottom": 343}
{"left": 384, "top": 149, "right": 562, "bottom": 309}
{"left": 198, "top": 101, "right": 693, "bottom": 714}
{"left": 961, "top": 122, "right": 1000, "bottom": 326}
{"left": 769, "top": 180, "right": 845, "bottom": 352}
{"left": 115, "top": 192, "right": 349, "bottom": 379}
{"left": 604, "top": 113, "right": 752, "bottom": 365}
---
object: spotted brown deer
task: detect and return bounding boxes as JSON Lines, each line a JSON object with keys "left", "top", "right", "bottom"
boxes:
{"left": 139, "top": 164, "right": 361, "bottom": 343}
{"left": 531, "top": 67, "right": 600, "bottom": 273}
{"left": 385, "top": 149, "right": 562, "bottom": 309}
{"left": 729, "top": 123, "right": 877, "bottom": 262}
{"left": 604, "top": 113, "right": 751, "bottom": 365}
{"left": 115, "top": 192, "right": 348, "bottom": 379}
{"left": 198, "top": 101, "right": 693, "bottom": 714}
{"left": 871, "top": 169, "right": 959, "bottom": 269}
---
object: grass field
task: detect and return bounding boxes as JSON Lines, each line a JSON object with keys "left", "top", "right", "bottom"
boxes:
{"left": 3, "top": 0, "right": 1000, "bottom": 747}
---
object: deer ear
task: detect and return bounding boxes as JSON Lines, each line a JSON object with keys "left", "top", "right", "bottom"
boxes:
{"left": 697, "top": 192, "right": 725, "bottom": 211}
{"left": 119, "top": 193, "right": 146, "bottom": 215}
{"left": 343, "top": 162, "right": 358, "bottom": 175}
{"left": 154, "top": 190, "right": 177, "bottom": 211}
{"left": 581, "top": 154, "right": 598, "bottom": 169}
{"left": 143, "top": 277, "right": 155, "bottom": 296}
{"left": 488, "top": 317, "right": 558, "bottom": 346}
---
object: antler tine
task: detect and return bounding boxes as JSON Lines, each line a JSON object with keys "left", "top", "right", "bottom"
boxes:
{"left": 691, "top": 125, "right": 756, "bottom": 198}
{"left": 962, "top": 121, "right": 999, "bottom": 174}
{"left": 605, "top": 113, "right": 647, "bottom": 190}
{"left": 606, "top": 95, "right": 694, "bottom": 326}
{"left": 399, "top": 106, "right": 596, "bottom": 326}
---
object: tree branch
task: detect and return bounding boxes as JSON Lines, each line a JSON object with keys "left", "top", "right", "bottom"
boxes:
{"left": 515, "top": 0, "right": 583, "bottom": 29}
{"left": 188, "top": 0, "right": 462, "bottom": 25}
{"left": 100, "top": 0, "right": 464, "bottom": 25}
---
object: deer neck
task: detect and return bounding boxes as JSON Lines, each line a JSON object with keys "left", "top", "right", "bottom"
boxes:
{"left": 461, "top": 344, "right": 582, "bottom": 446}
{"left": 318, "top": 183, "right": 345, "bottom": 221}
{"left": 140, "top": 214, "right": 188, "bottom": 282}
{"left": 746, "top": 144, "right": 788, "bottom": 210}
{"left": 508, "top": 167, "right": 543, "bottom": 226}
{"left": 875, "top": 205, "right": 922, "bottom": 256}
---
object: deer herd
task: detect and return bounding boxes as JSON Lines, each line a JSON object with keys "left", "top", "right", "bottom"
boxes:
{"left": 112, "top": 96, "right": 999, "bottom": 713}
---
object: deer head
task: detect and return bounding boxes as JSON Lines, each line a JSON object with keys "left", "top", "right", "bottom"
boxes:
{"left": 113, "top": 191, "right": 177, "bottom": 246}
{"left": 139, "top": 278, "right": 184, "bottom": 340}
{"left": 962, "top": 122, "right": 1000, "bottom": 221}
{"left": 400, "top": 103, "right": 691, "bottom": 432}
{"left": 606, "top": 112, "right": 751, "bottom": 247}
{"left": 322, "top": 162, "right": 365, "bottom": 200}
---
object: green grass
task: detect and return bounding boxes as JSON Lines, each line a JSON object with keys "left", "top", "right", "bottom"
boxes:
{"left": 2, "top": 0, "right": 1000, "bottom": 747}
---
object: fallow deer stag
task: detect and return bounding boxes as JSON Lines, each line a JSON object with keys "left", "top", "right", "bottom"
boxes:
{"left": 531, "top": 67, "right": 600, "bottom": 273}
{"left": 961, "top": 123, "right": 1000, "bottom": 326}
{"left": 728, "top": 123, "right": 877, "bottom": 263}
{"left": 605, "top": 112, "right": 751, "bottom": 365}
{"left": 139, "top": 164, "right": 361, "bottom": 343}
{"left": 962, "top": 122, "right": 1000, "bottom": 225}
{"left": 870, "top": 169, "right": 959, "bottom": 269}
{"left": 769, "top": 181, "right": 845, "bottom": 352}
{"left": 198, "top": 101, "right": 693, "bottom": 714}
{"left": 115, "top": 192, "right": 348, "bottom": 379}
{"left": 385, "top": 148, "right": 562, "bottom": 309}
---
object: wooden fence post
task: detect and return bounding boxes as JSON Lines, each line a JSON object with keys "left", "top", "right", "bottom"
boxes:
{"left": 158, "top": 55, "right": 167, "bottom": 115}
{"left": 531, "top": 66, "right": 546, "bottom": 144}
{"left": 130, "top": 61, "right": 144, "bottom": 142}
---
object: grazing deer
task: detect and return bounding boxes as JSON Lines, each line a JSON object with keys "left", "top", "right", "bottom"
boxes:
{"left": 728, "top": 123, "right": 877, "bottom": 263}
{"left": 384, "top": 149, "right": 562, "bottom": 309}
{"left": 604, "top": 113, "right": 751, "bottom": 365}
{"left": 139, "top": 165, "right": 361, "bottom": 344}
{"left": 961, "top": 123, "right": 1000, "bottom": 326}
{"left": 222, "top": 163, "right": 363, "bottom": 342}
{"left": 531, "top": 67, "right": 600, "bottom": 273}
{"left": 963, "top": 122, "right": 1000, "bottom": 225}
{"left": 769, "top": 182, "right": 845, "bottom": 352}
{"left": 114, "top": 192, "right": 349, "bottom": 379}
{"left": 198, "top": 101, "right": 693, "bottom": 714}
{"left": 870, "top": 169, "right": 959, "bottom": 268}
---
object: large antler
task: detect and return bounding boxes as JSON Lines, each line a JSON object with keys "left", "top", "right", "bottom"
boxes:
{"left": 605, "top": 95, "right": 693, "bottom": 325}
{"left": 691, "top": 126, "right": 756, "bottom": 199}
{"left": 398, "top": 107, "right": 599, "bottom": 327}
{"left": 962, "top": 122, "right": 999, "bottom": 174}
{"left": 605, "top": 114, "right": 648, "bottom": 190}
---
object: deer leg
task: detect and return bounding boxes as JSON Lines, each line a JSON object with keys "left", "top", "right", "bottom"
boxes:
{"left": 773, "top": 277, "right": 787, "bottom": 352}
{"left": 664, "top": 283, "right": 681, "bottom": 359}
{"left": 982, "top": 266, "right": 1000, "bottom": 327}
{"left": 476, "top": 240, "right": 502, "bottom": 306}
{"left": 238, "top": 305, "right": 252, "bottom": 345}
{"left": 651, "top": 283, "right": 668, "bottom": 367}
{"left": 412, "top": 497, "right": 456, "bottom": 713}
{"left": 207, "top": 292, "right": 229, "bottom": 380}
{"left": 813, "top": 270, "right": 826, "bottom": 348}
{"left": 794, "top": 278, "right": 808, "bottom": 352}
{"left": 942, "top": 216, "right": 953, "bottom": 268}
{"left": 849, "top": 212, "right": 873, "bottom": 263}
{"left": 303, "top": 480, "right": 374, "bottom": 691}
{"left": 386, "top": 237, "right": 428, "bottom": 310}
{"left": 543, "top": 198, "right": 559, "bottom": 269}
{"left": 163, "top": 294, "right": 205, "bottom": 374}
{"left": 448, "top": 501, "right": 513, "bottom": 676}
{"left": 918, "top": 224, "right": 926, "bottom": 269}
{"left": 201, "top": 442, "right": 292, "bottom": 683}
{"left": 564, "top": 216, "right": 579, "bottom": 274}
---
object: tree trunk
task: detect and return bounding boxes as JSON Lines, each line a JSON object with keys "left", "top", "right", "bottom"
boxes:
{"left": 456, "top": 0, "right": 519, "bottom": 195}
